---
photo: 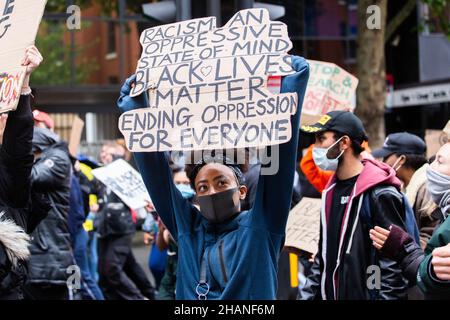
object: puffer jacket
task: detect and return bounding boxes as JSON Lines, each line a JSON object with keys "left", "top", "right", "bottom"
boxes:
{"left": 0, "top": 96, "right": 50, "bottom": 299}
{"left": 26, "top": 128, "right": 74, "bottom": 285}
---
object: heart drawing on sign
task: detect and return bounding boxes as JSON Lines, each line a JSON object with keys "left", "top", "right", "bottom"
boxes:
{"left": 200, "top": 66, "right": 212, "bottom": 77}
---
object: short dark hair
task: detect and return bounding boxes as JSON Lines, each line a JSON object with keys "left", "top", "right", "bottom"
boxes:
{"left": 333, "top": 131, "right": 365, "bottom": 156}
{"left": 186, "top": 151, "right": 246, "bottom": 190}
{"left": 399, "top": 153, "right": 427, "bottom": 171}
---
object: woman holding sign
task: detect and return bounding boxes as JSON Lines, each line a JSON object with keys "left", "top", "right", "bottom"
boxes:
{"left": 0, "top": 46, "right": 50, "bottom": 300}
{"left": 117, "top": 56, "right": 309, "bottom": 299}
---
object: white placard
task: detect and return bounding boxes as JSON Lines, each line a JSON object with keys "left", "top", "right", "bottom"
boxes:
{"left": 92, "top": 159, "right": 152, "bottom": 210}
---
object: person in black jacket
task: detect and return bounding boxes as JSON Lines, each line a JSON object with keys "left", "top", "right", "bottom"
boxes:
{"left": 299, "top": 111, "right": 409, "bottom": 300}
{"left": 23, "top": 127, "right": 75, "bottom": 300}
{"left": 0, "top": 46, "right": 50, "bottom": 300}
{"left": 95, "top": 142, "right": 155, "bottom": 300}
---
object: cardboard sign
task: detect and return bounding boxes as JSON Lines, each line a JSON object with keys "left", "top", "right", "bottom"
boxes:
{"left": 119, "top": 8, "right": 297, "bottom": 152}
{"left": 0, "top": 0, "right": 47, "bottom": 113}
{"left": 92, "top": 159, "right": 152, "bottom": 210}
{"left": 444, "top": 120, "right": 450, "bottom": 139}
{"left": 68, "top": 116, "right": 85, "bottom": 157}
{"left": 301, "top": 60, "right": 358, "bottom": 124}
{"left": 425, "top": 129, "right": 449, "bottom": 159}
{"left": 284, "top": 197, "right": 321, "bottom": 255}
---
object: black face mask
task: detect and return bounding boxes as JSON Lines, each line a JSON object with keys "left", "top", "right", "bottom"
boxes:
{"left": 112, "top": 154, "right": 125, "bottom": 161}
{"left": 197, "top": 187, "right": 240, "bottom": 224}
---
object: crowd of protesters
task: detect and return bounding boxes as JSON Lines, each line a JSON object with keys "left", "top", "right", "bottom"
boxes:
{"left": 0, "top": 47, "right": 449, "bottom": 300}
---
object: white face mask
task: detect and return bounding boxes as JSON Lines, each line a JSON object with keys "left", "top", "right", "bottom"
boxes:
{"left": 312, "top": 137, "right": 345, "bottom": 171}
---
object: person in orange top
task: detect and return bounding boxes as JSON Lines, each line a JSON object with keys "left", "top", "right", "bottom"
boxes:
{"left": 300, "top": 141, "right": 372, "bottom": 193}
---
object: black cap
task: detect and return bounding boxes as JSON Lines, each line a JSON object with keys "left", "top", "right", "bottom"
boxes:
{"left": 372, "top": 132, "right": 426, "bottom": 159}
{"left": 300, "top": 111, "right": 368, "bottom": 142}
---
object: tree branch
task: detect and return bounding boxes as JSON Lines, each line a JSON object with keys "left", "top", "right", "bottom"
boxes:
{"left": 385, "top": 0, "right": 417, "bottom": 44}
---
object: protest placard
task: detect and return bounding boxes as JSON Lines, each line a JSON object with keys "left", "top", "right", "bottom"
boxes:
{"left": 284, "top": 197, "right": 321, "bottom": 255}
{"left": 301, "top": 60, "right": 358, "bottom": 125}
{"left": 444, "top": 120, "right": 450, "bottom": 139}
{"left": 92, "top": 159, "right": 152, "bottom": 210}
{"left": 426, "top": 128, "right": 449, "bottom": 159}
{"left": 119, "top": 8, "right": 297, "bottom": 152}
{"left": 68, "top": 116, "right": 85, "bottom": 157}
{"left": 0, "top": 0, "right": 47, "bottom": 113}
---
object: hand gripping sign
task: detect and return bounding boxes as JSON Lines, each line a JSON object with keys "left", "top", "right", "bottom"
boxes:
{"left": 119, "top": 8, "right": 297, "bottom": 152}
{"left": 0, "top": 0, "right": 47, "bottom": 113}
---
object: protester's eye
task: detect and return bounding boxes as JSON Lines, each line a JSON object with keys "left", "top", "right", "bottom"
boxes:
{"left": 217, "top": 180, "right": 228, "bottom": 188}
{"left": 197, "top": 185, "right": 208, "bottom": 193}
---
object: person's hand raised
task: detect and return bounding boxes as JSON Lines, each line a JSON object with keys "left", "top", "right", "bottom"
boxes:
{"left": 22, "top": 45, "right": 43, "bottom": 76}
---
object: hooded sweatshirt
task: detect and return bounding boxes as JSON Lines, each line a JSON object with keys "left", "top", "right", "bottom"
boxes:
{"left": 316, "top": 159, "right": 408, "bottom": 300}
{"left": 117, "top": 56, "right": 310, "bottom": 299}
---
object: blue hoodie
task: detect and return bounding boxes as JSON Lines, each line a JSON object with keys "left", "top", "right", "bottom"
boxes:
{"left": 117, "top": 56, "right": 310, "bottom": 299}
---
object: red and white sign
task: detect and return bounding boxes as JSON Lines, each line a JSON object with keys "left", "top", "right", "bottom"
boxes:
{"left": 0, "top": 0, "right": 47, "bottom": 113}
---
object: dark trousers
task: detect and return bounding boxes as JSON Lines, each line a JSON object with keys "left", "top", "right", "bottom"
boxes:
{"left": 98, "top": 234, "right": 154, "bottom": 300}
{"left": 73, "top": 228, "right": 104, "bottom": 300}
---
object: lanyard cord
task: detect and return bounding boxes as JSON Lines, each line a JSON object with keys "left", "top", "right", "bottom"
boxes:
{"left": 196, "top": 251, "right": 210, "bottom": 300}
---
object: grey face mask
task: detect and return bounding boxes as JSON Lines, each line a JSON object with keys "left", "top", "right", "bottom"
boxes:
{"left": 426, "top": 166, "right": 450, "bottom": 218}
{"left": 197, "top": 188, "right": 240, "bottom": 224}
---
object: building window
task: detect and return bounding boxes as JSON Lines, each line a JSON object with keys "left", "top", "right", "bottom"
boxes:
{"left": 107, "top": 21, "right": 116, "bottom": 54}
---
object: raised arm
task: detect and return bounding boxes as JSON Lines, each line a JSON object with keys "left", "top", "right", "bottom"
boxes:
{"left": 117, "top": 76, "right": 196, "bottom": 240}
{"left": 0, "top": 46, "right": 42, "bottom": 208}
{"left": 250, "top": 56, "right": 310, "bottom": 233}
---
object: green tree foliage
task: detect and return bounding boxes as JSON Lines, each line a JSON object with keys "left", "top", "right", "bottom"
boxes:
{"left": 422, "top": 0, "right": 450, "bottom": 37}
{"left": 31, "top": 21, "right": 99, "bottom": 85}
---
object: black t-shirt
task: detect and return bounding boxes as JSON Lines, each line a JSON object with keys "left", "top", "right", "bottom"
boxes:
{"left": 325, "top": 174, "right": 359, "bottom": 299}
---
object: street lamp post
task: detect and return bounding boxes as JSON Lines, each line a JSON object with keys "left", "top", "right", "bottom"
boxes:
{"left": 176, "top": 0, "right": 192, "bottom": 21}
{"left": 235, "top": 0, "right": 254, "bottom": 11}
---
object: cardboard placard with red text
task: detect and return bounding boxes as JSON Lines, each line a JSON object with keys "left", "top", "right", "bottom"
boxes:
{"left": 0, "top": 0, "right": 47, "bottom": 113}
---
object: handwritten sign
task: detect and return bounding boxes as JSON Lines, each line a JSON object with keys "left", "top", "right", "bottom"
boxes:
{"left": 119, "top": 8, "right": 297, "bottom": 152}
{"left": 284, "top": 197, "right": 321, "bottom": 255}
{"left": 444, "top": 120, "right": 450, "bottom": 139}
{"left": 0, "top": 0, "right": 47, "bottom": 112}
{"left": 301, "top": 60, "right": 358, "bottom": 124}
{"left": 92, "top": 159, "right": 152, "bottom": 210}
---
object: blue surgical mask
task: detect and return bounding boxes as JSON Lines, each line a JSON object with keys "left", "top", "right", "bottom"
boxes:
{"left": 176, "top": 183, "right": 195, "bottom": 199}
{"left": 312, "top": 137, "right": 344, "bottom": 171}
